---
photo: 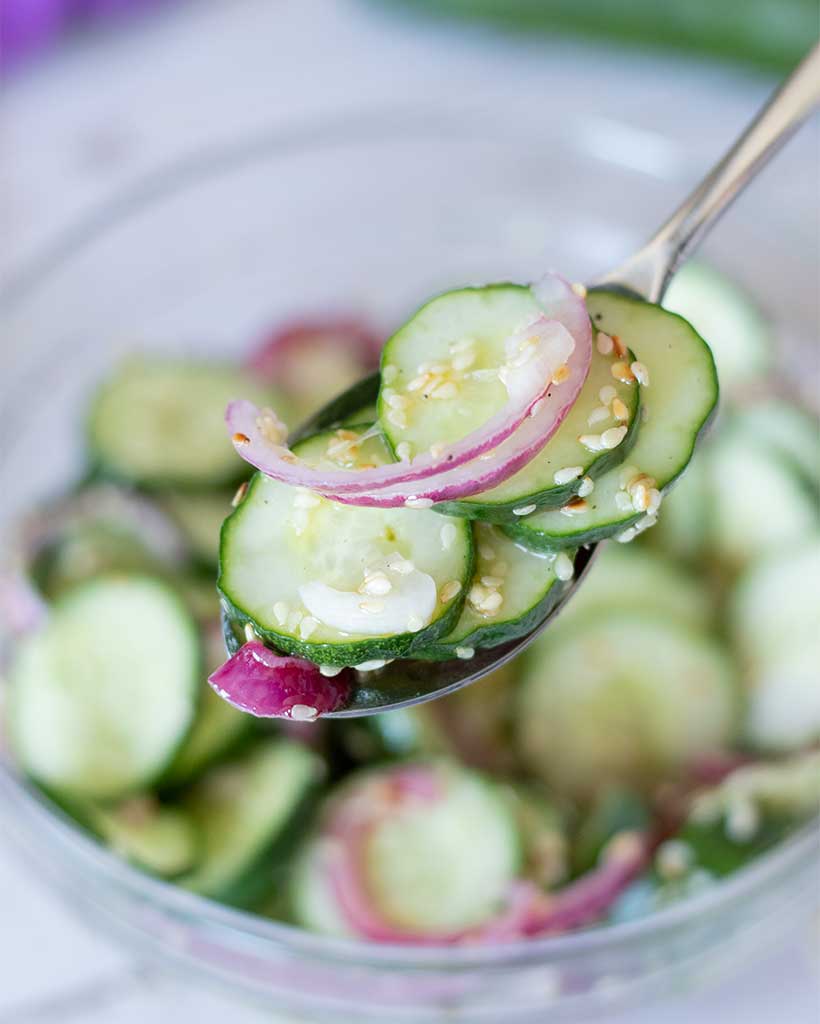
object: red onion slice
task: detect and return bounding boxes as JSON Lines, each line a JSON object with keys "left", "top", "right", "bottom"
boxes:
{"left": 247, "top": 315, "right": 382, "bottom": 383}
{"left": 225, "top": 275, "right": 591, "bottom": 506}
{"left": 208, "top": 642, "right": 350, "bottom": 720}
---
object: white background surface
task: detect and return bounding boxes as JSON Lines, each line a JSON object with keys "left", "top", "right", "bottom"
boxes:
{"left": 1, "top": 2, "right": 818, "bottom": 1021}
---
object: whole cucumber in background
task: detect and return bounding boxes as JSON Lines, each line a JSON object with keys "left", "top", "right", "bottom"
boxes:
{"left": 375, "top": 0, "right": 817, "bottom": 73}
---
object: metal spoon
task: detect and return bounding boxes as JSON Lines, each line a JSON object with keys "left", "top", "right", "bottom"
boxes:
{"left": 298, "top": 44, "right": 820, "bottom": 717}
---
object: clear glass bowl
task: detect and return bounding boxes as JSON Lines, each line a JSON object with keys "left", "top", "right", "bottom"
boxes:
{"left": 1, "top": 107, "right": 818, "bottom": 1022}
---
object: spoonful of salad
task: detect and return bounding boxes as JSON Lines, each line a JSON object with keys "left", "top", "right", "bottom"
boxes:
{"left": 211, "top": 44, "right": 820, "bottom": 720}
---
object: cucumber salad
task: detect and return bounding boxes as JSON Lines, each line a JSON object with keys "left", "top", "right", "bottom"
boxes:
{"left": 1, "top": 262, "right": 818, "bottom": 945}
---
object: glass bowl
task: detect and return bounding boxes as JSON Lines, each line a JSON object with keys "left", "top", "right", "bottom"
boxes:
{"left": 1, "top": 106, "right": 818, "bottom": 1023}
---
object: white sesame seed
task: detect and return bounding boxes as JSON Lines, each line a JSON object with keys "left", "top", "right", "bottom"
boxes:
{"left": 440, "top": 580, "right": 462, "bottom": 602}
{"left": 407, "top": 615, "right": 424, "bottom": 632}
{"left": 600, "top": 426, "right": 628, "bottom": 449}
{"left": 647, "top": 488, "right": 662, "bottom": 515}
{"left": 615, "top": 491, "right": 634, "bottom": 512}
{"left": 359, "top": 599, "right": 385, "bottom": 614}
{"left": 429, "top": 441, "right": 447, "bottom": 459}
{"left": 631, "top": 361, "right": 650, "bottom": 387}
{"left": 244, "top": 623, "right": 259, "bottom": 644}
{"left": 429, "top": 362, "right": 449, "bottom": 375}
{"left": 287, "top": 609, "right": 304, "bottom": 630}
{"left": 513, "top": 504, "right": 537, "bottom": 516}
{"left": 293, "top": 489, "right": 321, "bottom": 509}
{"left": 480, "top": 575, "right": 504, "bottom": 588}
{"left": 290, "top": 704, "right": 318, "bottom": 722}
{"left": 468, "top": 583, "right": 488, "bottom": 605}
{"left": 396, "top": 441, "right": 413, "bottom": 462}
{"left": 231, "top": 481, "right": 249, "bottom": 507}
{"left": 554, "top": 552, "right": 574, "bottom": 581}
{"left": 611, "top": 361, "right": 636, "bottom": 384}
{"left": 479, "top": 591, "right": 504, "bottom": 613}
{"left": 387, "top": 409, "right": 407, "bottom": 428}
{"left": 382, "top": 364, "right": 399, "bottom": 384}
{"left": 455, "top": 646, "right": 475, "bottom": 660}
{"left": 319, "top": 665, "right": 343, "bottom": 677}
{"left": 571, "top": 281, "right": 588, "bottom": 298}
{"left": 579, "top": 433, "right": 605, "bottom": 452}
{"left": 616, "top": 528, "right": 637, "bottom": 543}
{"left": 386, "top": 393, "right": 409, "bottom": 410}
{"left": 611, "top": 397, "right": 629, "bottom": 421}
{"left": 407, "top": 373, "right": 430, "bottom": 392}
{"left": 587, "top": 406, "right": 610, "bottom": 426}
{"left": 598, "top": 385, "right": 617, "bottom": 404}
{"left": 440, "top": 523, "right": 458, "bottom": 550}
{"left": 451, "top": 351, "right": 476, "bottom": 372}
{"left": 404, "top": 496, "right": 434, "bottom": 509}
{"left": 553, "top": 465, "right": 584, "bottom": 485}
{"left": 578, "top": 476, "right": 594, "bottom": 498}
{"left": 363, "top": 574, "right": 392, "bottom": 596}
{"left": 387, "top": 555, "right": 415, "bottom": 575}
{"left": 632, "top": 482, "right": 649, "bottom": 512}
{"left": 299, "top": 616, "right": 319, "bottom": 640}
{"left": 596, "top": 332, "right": 614, "bottom": 355}
{"left": 432, "top": 381, "right": 458, "bottom": 400}
{"left": 636, "top": 513, "right": 658, "bottom": 533}
{"left": 478, "top": 543, "right": 496, "bottom": 560}
{"left": 273, "top": 601, "right": 289, "bottom": 626}
{"left": 355, "top": 659, "right": 388, "bottom": 672}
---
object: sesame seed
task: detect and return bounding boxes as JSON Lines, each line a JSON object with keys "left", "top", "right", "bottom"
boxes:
{"left": 553, "top": 465, "right": 584, "bottom": 485}
{"left": 611, "top": 334, "right": 627, "bottom": 358}
{"left": 290, "top": 704, "right": 318, "bottom": 722}
{"left": 469, "top": 583, "right": 488, "bottom": 605}
{"left": 299, "top": 616, "right": 319, "bottom": 640}
{"left": 479, "top": 591, "right": 503, "bottom": 613}
{"left": 244, "top": 623, "right": 259, "bottom": 644}
{"left": 355, "top": 659, "right": 388, "bottom": 672}
{"left": 632, "top": 483, "right": 649, "bottom": 511}
{"left": 611, "top": 361, "right": 636, "bottom": 384}
{"left": 578, "top": 476, "right": 594, "bottom": 497}
{"left": 479, "top": 543, "right": 496, "bottom": 560}
{"left": 382, "top": 364, "right": 399, "bottom": 384}
{"left": 386, "top": 393, "right": 409, "bottom": 410}
{"left": 600, "top": 426, "right": 628, "bottom": 449}
{"left": 560, "top": 498, "right": 588, "bottom": 516}
{"left": 293, "top": 489, "right": 321, "bottom": 509}
{"left": 612, "top": 398, "right": 629, "bottom": 421}
{"left": 429, "top": 441, "right": 447, "bottom": 459}
{"left": 387, "top": 409, "right": 407, "bottom": 428}
{"left": 363, "top": 574, "right": 392, "bottom": 596}
{"left": 386, "top": 554, "right": 415, "bottom": 575}
{"left": 554, "top": 552, "right": 574, "bottom": 580}
{"left": 406, "top": 615, "right": 424, "bottom": 632}
{"left": 455, "top": 646, "right": 475, "bottom": 659}
{"left": 452, "top": 351, "right": 476, "bottom": 372}
{"left": 647, "top": 488, "right": 662, "bottom": 515}
{"left": 655, "top": 840, "right": 694, "bottom": 881}
{"left": 359, "top": 599, "right": 385, "bottom": 614}
{"left": 587, "top": 406, "right": 610, "bottom": 426}
{"left": 578, "top": 433, "right": 605, "bottom": 452}
{"left": 231, "top": 481, "right": 249, "bottom": 507}
{"left": 429, "top": 362, "right": 448, "bottom": 375}
{"left": 417, "top": 361, "right": 434, "bottom": 374}
{"left": 404, "top": 496, "right": 434, "bottom": 509}
{"left": 598, "top": 385, "right": 617, "bottom": 404}
{"left": 615, "top": 491, "right": 634, "bottom": 512}
{"left": 440, "top": 523, "right": 458, "bottom": 550}
{"left": 396, "top": 441, "right": 413, "bottom": 462}
{"left": 407, "top": 373, "right": 430, "bottom": 392}
{"left": 513, "top": 504, "right": 537, "bottom": 516}
{"left": 381, "top": 388, "right": 396, "bottom": 400}
{"left": 571, "top": 281, "right": 588, "bottom": 298}
{"left": 480, "top": 575, "right": 504, "bottom": 588}
{"left": 319, "top": 665, "right": 343, "bottom": 677}
{"left": 233, "top": 432, "right": 251, "bottom": 445}
{"left": 630, "top": 361, "right": 650, "bottom": 386}
{"left": 636, "top": 513, "right": 658, "bottom": 533}
{"left": 616, "top": 527, "right": 637, "bottom": 543}
{"left": 530, "top": 397, "right": 545, "bottom": 418}
{"left": 281, "top": 452, "right": 299, "bottom": 465}
{"left": 596, "top": 332, "right": 614, "bottom": 355}
{"left": 432, "top": 381, "right": 458, "bottom": 400}
{"left": 440, "top": 580, "right": 462, "bottom": 602}
{"left": 551, "top": 364, "right": 570, "bottom": 384}
{"left": 273, "top": 602, "right": 289, "bottom": 626}
{"left": 287, "top": 609, "right": 304, "bottom": 630}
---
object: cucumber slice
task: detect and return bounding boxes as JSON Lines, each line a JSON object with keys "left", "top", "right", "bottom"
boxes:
{"left": 503, "top": 291, "right": 718, "bottom": 551}
{"left": 648, "top": 451, "right": 710, "bottom": 562}
{"left": 707, "top": 429, "right": 818, "bottom": 568}
{"left": 292, "top": 762, "right": 521, "bottom": 937}
{"left": 162, "top": 491, "right": 233, "bottom": 566}
{"left": 735, "top": 399, "right": 820, "bottom": 488}
{"left": 89, "top": 359, "right": 287, "bottom": 488}
{"left": 559, "top": 543, "right": 711, "bottom": 632}
{"left": 436, "top": 338, "right": 641, "bottom": 520}
{"left": 83, "top": 797, "right": 199, "bottom": 879}
{"left": 378, "top": 284, "right": 542, "bottom": 458}
{"left": 573, "top": 786, "right": 651, "bottom": 875}
{"left": 516, "top": 613, "right": 737, "bottom": 799}
{"left": 503, "top": 784, "right": 569, "bottom": 889}
{"left": 219, "top": 428, "right": 473, "bottom": 666}
{"left": 181, "top": 739, "right": 323, "bottom": 906}
{"left": 9, "top": 576, "right": 200, "bottom": 800}
{"left": 414, "top": 523, "right": 571, "bottom": 659}
{"left": 663, "top": 261, "right": 772, "bottom": 392}
{"left": 730, "top": 537, "right": 820, "bottom": 751}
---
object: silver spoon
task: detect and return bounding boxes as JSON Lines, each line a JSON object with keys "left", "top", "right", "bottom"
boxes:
{"left": 293, "top": 44, "right": 820, "bottom": 717}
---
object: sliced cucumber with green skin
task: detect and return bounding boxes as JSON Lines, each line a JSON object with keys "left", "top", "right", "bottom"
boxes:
{"left": 219, "top": 428, "right": 473, "bottom": 667}
{"left": 734, "top": 399, "right": 820, "bottom": 488}
{"left": 81, "top": 797, "right": 200, "bottom": 879}
{"left": 706, "top": 428, "right": 818, "bottom": 569}
{"left": 9, "top": 576, "right": 200, "bottom": 800}
{"left": 503, "top": 784, "right": 568, "bottom": 889}
{"left": 181, "top": 739, "right": 323, "bottom": 906}
{"left": 89, "top": 359, "right": 288, "bottom": 488}
{"left": 559, "top": 543, "right": 712, "bottom": 632}
{"left": 503, "top": 291, "right": 718, "bottom": 551}
{"left": 730, "top": 537, "right": 820, "bottom": 752}
{"left": 663, "top": 261, "right": 772, "bottom": 393}
{"left": 436, "top": 339, "right": 641, "bottom": 521}
{"left": 162, "top": 491, "right": 234, "bottom": 566}
{"left": 413, "top": 523, "right": 572, "bottom": 659}
{"left": 516, "top": 612, "right": 737, "bottom": 800}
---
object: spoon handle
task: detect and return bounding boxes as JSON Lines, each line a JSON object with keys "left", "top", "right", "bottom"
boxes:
{"left": 594, "top": 43, "right": 820, "bottom": 303}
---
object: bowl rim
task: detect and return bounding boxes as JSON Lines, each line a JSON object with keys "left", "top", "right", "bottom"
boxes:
{"left": 1, "top": 104, "right": 818, "bottom": 971}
